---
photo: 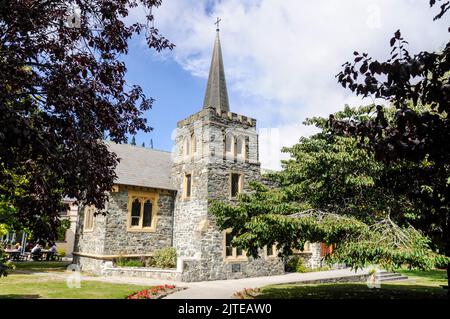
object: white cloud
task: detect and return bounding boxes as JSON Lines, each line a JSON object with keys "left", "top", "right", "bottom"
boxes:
{"left": 135, "top": 0, "right": 449, "bottom": 170}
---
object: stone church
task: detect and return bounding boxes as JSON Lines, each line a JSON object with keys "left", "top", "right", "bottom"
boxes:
{"left": 73, "top": 29, "right": 322, "bottom": 282}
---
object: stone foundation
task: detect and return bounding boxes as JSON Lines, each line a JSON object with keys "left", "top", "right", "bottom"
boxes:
{"left": 180, "top": 256, "right": 284, "bottom": 282}
{"left": 73, "top": 255, "right": 108, "bottom": 275}
{"left": 101, "top": 266, "right": 181, "bottom": 281}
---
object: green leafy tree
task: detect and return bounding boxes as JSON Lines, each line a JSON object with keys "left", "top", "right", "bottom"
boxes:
{"left": 210, "top": 105, "right": 449, "bottom": 273}
{"left": 0, "top": 1, "right": 173, "bottom": 242}
{"left": 0, "top": 221, "right": 12, "bottom": 277}
{"left": 56, "top": 219, "right": 71, "bottom": 242}
{"left": 330, "top": 0, "right": 450, "bottom": 288}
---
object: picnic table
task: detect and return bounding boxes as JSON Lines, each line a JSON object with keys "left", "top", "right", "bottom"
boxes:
{"left": 41, "top": 249, "right": 54, "bottom": 261}
{"left": 4, "top": 249, "right": 21, "bottom": 261}
{"left": 31, "top": 249, "right": 61, "bottom": 261}
{"left": 4, "top": 249, "right": 61, "bottom": 261}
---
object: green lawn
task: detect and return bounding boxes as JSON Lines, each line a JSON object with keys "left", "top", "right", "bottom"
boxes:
{"left": 12, "top": 261, "right": 71, "bottom": 271}
{"left": 0, "top": 273, "right": 153, "bottom": 299}
{"left": 255, "top": 269, "right": 448, "bottom": 299}
{"left": 2, "top": 262, "right": 153, "bottom": 299}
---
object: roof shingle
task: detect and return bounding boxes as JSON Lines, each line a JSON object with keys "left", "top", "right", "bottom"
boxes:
{"left": 106, "top": 141, "right": 176, "bottom": 191}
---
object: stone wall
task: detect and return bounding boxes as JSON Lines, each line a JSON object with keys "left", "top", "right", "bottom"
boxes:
{"left": 103, "top": 187, "right": 175, "bottom": 255}
{"left": 101, "top": 266, "right": 181, "bottom": 281}
{"left": 296, "top": 243, "right": 324, "bottom": 269}
{"left": 172, "top": 107, "right": 285, "bottom": 282}
{"left": 73, "top": 255, "right": 107, "bottom": 275}
{"left": 308, "top": 243, "right": 323, "bottom": 268}
{"left": 73, "top": 204, "right": 107, "bottom": 256}
{"left": 73, "top": 186, "right": 175, "bottom": 273}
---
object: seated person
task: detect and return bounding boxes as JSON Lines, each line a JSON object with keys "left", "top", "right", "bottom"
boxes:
{"left": 47, "top": 243, "right": 57, "bottom": 260}
{"left": 49, "top": 243, "right": 57, "bottom": 253}
{"left": 31, "top": 244, "right": 42, "bottom": 260}
{"left": 14, "top": 243, "right": 21, "bottom": 251}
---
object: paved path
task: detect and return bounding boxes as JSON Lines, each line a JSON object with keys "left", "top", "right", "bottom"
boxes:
{"left": 17, "top": 268, "right": 369, "bottom": 299}
{"left": 165, "top": 268, "right": 370, "bottom": 299}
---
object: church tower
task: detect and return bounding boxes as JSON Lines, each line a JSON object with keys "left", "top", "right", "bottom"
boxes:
{"left": 172, "top": 25, "right": 284, "bottom": 281}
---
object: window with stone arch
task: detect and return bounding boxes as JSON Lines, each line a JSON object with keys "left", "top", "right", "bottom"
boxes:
{"left": 183, "top": 136, "right": 190, "bottom": 157}
{"left": 224, "top": 229, "right": 247, "bottom": 260}
{"left": 127, "top": 191, "right": 158, "bottom": 232}
{"left": 83, "top": 205, "right": 95, "bottom": 232}
{"left": 225, "top": 132, "right": 235, "bottom": 159}
{"left": 190, "top": 132, "right": 196, "bottom": 156}
{"left": 236, "top": 136, "right": 246, "bottom": 160}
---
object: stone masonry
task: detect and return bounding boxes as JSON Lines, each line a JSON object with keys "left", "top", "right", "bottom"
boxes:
{"left": 73, "top": 187, "right": 175, "bottom": 274}
{"left": 172, "top": 107, "right": 285, "bottom": 282}
{"left": 73, "top": 29, "right": 324, "bottom": 280}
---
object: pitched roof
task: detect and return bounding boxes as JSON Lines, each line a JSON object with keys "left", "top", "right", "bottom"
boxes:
{"left": 106, "top": 141, "right": 176, "bottom": 191}
{"left": 202, "top": 30, "right": 230, "bottom": 113}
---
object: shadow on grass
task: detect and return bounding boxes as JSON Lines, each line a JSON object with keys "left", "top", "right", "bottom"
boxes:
{"left": 256, "top": 283, "right": 448, "bottom": 299}
{"left": 0, "top": 294, "right": 41, "bottom": 299}
{"left": 10, "top": 261, "right": 71, "bottom": 275}
{"left": 397, "top": 269, "right": 447, "bottom": 282}
{"left": 12, "top": 261, "right": 71, "bottom": 269}
{"left": 11, "top": 269, "right": 67, "bottom": 276}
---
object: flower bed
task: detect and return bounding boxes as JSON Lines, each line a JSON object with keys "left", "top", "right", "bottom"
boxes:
{"left": 233, "top": 288, "right": 261, "bottom": 299}
{"left": 126, "top": 284, "right": 179, "bottom": 299}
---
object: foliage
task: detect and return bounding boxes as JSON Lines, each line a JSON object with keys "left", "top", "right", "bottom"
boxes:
{"left": 126, "top": 285, "right": 177, "bottom": 299}
{"left": 330, "top": 0, "right": 450, "bottom": 286}
{"left": 0, "top": 222, "right": 13, "bottom": 277}
{"left": 326, "top": 223, "right": 445, "bottom": 271}
{"left": 151, "top": 247, "right": 177, "bottom": 269}
{"left": 57, "top": 249, "right": 66, "bottom": 258}
{"left": 0, "top": 223, "right": 9, "bottom": 237}
{"left": 115, "top": 257, "right": 145, "bottom": 268}
{"left": 270, "top": 112, "right": 420, "bottom": 225}
{"left": 210, "top": 104, "right": 450, "bottom": 272}
{"left": 234, "top": 288, "right": 261, "bottom": 299}
{"left": 210, "top": 0, "right": 450, "bottom": 290}
{"left": 211, "top": 194, "right": 369, "bottom": 259}
{"left": 0, "top": 248, "right": 13, "bottom": 277}
{"left": 285, "top": 256, "right": 307, "bottom": 273}
{"left": 56, "top": 219, "right": 71, "bottom": 242}
{"left": 0, "top": 0, "right": 173, "bottom": 240}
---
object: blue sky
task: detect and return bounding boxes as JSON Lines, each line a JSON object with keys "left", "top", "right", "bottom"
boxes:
{"left": 123, "top": 0, "right": 449, "bottom": 169}
{"left": 123, "top": 43, "right": 205, "bottom": 152}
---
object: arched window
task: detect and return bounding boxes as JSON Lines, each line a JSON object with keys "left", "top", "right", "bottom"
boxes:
{"left": 190, "top": 132, "right": 196, "bottom": 156}
{"left": 130, "top": 199, "right": 141, "bottom": 227}
{"left": 127, "top": 193, "right": 158, "bottom": 231}
{"left": 236, "top": 136, "right": 245, "bottom": 160}
{"left": 83, "top": 205, "right": 95, "bottom": 231}
{"left": 225, "top": 133, "right": 234, "bottom": 158}
{"left": 183, "top": 136, "right": 190, "bottom": 157}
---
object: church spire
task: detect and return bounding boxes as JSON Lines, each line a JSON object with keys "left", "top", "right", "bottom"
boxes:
{"left": 202, "top": 19, "right": 230, "bottom": 113}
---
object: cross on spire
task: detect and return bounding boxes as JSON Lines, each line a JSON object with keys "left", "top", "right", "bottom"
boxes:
{"left": 203, "top": 19, "right": 230, "bottom": 112}
{"left": 215, "top": 17, "right": 221, "bottom": 31}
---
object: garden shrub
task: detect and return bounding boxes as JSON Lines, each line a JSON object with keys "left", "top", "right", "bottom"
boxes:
{"left": 0, "top": 248, "right": 10, "bottom": 277}
{"left": 57, "top": 249, "right": 66, "bottom": 257}
{"left": 115, "top": 256, "right": 145, "bottom": 267}
{"left": 152, "top": 247, "right": 177, "bottom": 269}
{"left": 285, "top": 255, "right": 308, "bottom": 273}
